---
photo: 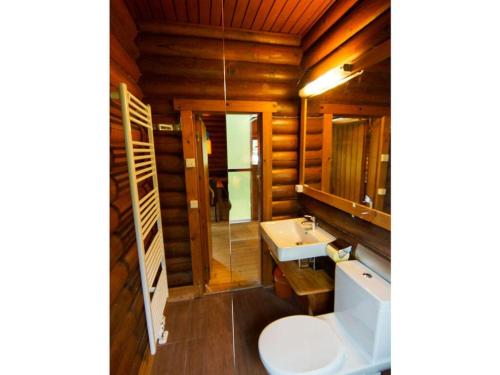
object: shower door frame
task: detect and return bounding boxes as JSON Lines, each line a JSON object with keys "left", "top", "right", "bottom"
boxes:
{"left": 175, "top": 99, "right": 277, "bottom": 295}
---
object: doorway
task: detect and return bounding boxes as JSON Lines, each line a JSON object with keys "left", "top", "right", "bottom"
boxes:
{"left": 201, "top": 113, "right": 262, "bottom": 293}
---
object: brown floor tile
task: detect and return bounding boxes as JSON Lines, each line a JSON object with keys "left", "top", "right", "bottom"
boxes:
{"left": 164, "top": 299, "right": 193, "bottom": 343}
{"left": 185, "top": 334, "right": 235, "bottom": 375}
{"left": 151, "top": 341, "right": 187, "bottom": 375}
{"left": 234, "top": 333, "right": 268, "bottom": 375}
{"left": 233, "top": 287, "right": 302, "bottom": 336}
{"left": 190, "top": 292, "right": 233, "bottom": 340}
{"left": 153, "top": 287, "right": 304, "bottom": 374}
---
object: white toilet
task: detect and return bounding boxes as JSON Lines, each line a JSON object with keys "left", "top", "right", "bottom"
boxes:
{"left": 258, "top": 260, "right": 390, "bottom": 375}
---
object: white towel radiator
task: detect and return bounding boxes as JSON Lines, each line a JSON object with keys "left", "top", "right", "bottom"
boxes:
{"left": 117, "top": 83, "right": 168, "bottom": 354}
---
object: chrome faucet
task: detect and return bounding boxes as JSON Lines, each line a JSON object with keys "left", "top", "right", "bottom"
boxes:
{"left": 301, "top": 215, "right": 317, "bottom": 229}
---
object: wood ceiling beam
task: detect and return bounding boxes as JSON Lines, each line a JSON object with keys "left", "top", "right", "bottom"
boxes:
{"left": 136, "top": 34, "right": 302, "bottom": 65}
{"left": 351, "top": 39, "right": 390, "bottom": 72}
{"left": 141, "top": 76, "right": 298, "bottom": 100}
{"left": 302, "top": 0, "right": 360, "bottom": 52}
{"left": 138, "top": 21, "right": 301, "bottom": 47}
{"left": 301, "top": 0, "right": 390, "bottom": 69}
{"left": 137, "top": 55, "right": 302, "bottom": 82}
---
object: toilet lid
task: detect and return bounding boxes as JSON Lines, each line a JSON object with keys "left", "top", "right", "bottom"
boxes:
{"left": 258, "top": 315, "right": 344, "bottom": 375}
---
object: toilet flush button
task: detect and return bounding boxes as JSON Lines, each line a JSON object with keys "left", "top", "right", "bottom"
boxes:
{"left": 362, "top": 272, "right": 372, "bottom": 279}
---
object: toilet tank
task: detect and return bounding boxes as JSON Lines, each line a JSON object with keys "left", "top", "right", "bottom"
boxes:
{"left": 334, "top": 260, "right": 391, "bottom": 362}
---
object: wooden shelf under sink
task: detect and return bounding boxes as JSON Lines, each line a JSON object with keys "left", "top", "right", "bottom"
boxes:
{"left": 269, "top": 250, "right": 334, "bottom": 315}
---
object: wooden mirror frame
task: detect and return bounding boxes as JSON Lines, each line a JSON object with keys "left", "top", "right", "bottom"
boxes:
{"left": 299, "top": 101, "right": 391, "bottom": 231}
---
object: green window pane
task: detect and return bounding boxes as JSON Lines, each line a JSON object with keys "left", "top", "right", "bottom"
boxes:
{"left": 228, "top": 171, "right": 251, "bottom": 222}
{"left": 226, "top": 114, "right": 251, "bottom": 169}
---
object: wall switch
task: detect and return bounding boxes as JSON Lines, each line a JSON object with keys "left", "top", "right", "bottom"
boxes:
{"left": 190, "top": 200, "right": 199, "bottom": 209}
{"left": 295, "top": 184, "right": 304, "bottom": 193}
{"left": 377, "top": 188, "right": 386, "bottom": 195}
{"left": 381, "top": 154, "right": 390, "bottom": 162}
{"left": 185, "top": 158, "right": 196, "bottom": 168}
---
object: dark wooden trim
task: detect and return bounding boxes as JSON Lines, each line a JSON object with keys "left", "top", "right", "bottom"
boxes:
{"left": 168, "top": 285, "right": 200, "bottom": 301}
{"left": 298, "top": 194, "right": 390, "bottom": 260}
{"left": 180, "top": 110, "right": 203, "bottom": 296}
{"left": 138, "top": 21, "right": 301, "bottom": 47}
{"left": 262, "top": 112, "right": 273, "bottom": 221}
{"left": 374, "top": 116, "right": 390, "bottom": 210}
{"left": 262, "top": 111, "right": 274, "bottom": 287}
{"left": 299, "top": 101, "right": 391, "bottom": 230}
{"left": 303, "top": 186, "right": 390, "bottom": 230}
{"left": 318, "top": 103, "right": 390, "bottom": 116}
{"left": 195, "top": 118, "right": 212, "bottom": 285}
{"left": 321, "top": 114, "right": 333, "bottom": 192}
{"left": 261, "top": 241, "right": 274, "bottom": 287}
{"left": 173, "top": 99, "right": 278, "bottom": 113}
{"left": 299, "top": 98, "right": 307, "bottom": 184}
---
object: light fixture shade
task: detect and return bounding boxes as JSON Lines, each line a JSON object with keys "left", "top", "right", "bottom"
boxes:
{"left": 299, "top": 66, "right": 363, "bottom": 98}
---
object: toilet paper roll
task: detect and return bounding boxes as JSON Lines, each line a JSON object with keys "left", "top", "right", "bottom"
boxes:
{"left": 326, "top": 244, "right": 350, "bottom": 263}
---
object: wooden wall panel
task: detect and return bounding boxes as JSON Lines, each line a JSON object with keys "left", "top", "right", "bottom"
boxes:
{"left": 203, "top": 114, "right": 227, "bottom": 176}
{"left": 138, "top": 56, "right": 301, "bottom": 82}
{"left": 302, "top": 0, "right": 390, "bottom": 69}
{"left": 294, "top": 1, "right": 391, "bottom": 256}
{"left": 271, "top": 113, "right": 300, "bottom": 219}
{"left": 300, "top": 0, "right": 391, "bottom": 107}
{"left": 136, "top": 29, "right": 303, "bottom": 125}
{"left": 330, "top": 120, "right": 368, "bottom": 202}
{"left": 109, "top": 1, "right": 151, "bottom": 374}
{"left": 140, "top": 75, "right": 297, "bottom": 100}
{"left": 304, "top": 117, "right": 324, "bottom": 187}
{"left": 154, "top": 131, "right": 193, "bottom": 287}
{"left": 134, "top": 28, "right": 305, "bottom": 229}
{"left": 136, "top": 34, "right": 301, "bottom": 65}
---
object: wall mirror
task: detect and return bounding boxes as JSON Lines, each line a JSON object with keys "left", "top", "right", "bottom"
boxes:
{"left": 300, "top": 102, "right": 391, "bottom": 230}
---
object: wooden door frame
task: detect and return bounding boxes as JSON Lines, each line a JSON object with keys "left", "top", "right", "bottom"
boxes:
{"left": 175, "top": 99, "right": 277, "bottom": 295}
{"left": 194, "top": 117, "right": 212, "bottom": 286}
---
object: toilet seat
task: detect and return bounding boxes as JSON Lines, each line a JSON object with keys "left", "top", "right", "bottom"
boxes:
{"left": 258, "top": 315, "right": 345, "bottom": 375}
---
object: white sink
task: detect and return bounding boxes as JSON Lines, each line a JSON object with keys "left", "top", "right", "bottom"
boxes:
{"left": 260, "top": 218, "right": 335, "bottom": 262}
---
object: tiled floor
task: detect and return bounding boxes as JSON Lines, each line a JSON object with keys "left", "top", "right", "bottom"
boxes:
{"left": 151, "top": 287, "right": 303, "bottom": 375}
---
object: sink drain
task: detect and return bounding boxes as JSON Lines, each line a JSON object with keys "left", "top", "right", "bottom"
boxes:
{"left": 296, "top": 241, "right": 303, "bottom": 245}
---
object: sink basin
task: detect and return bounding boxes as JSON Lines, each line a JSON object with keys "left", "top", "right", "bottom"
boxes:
{"left": 260, "top": 218, "right": 335, "bottom": 262}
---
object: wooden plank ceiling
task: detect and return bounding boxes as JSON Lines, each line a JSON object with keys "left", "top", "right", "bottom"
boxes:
{"left": 125, "top": 0, "right": 335, "bottom": 36}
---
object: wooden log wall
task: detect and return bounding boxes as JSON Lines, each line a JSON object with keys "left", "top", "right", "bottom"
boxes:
{"left": 304, "top": 117, "right": 324, "bottom": 190}
{"left": 331, "top": 120, "right": 368, "bottom": 202}
{"left": 109, "top": 1, "right": 150, "bottom": 374}
{"left": 135, "top": 25, "right": 305, "bottom": 223}
{"left": 136, "top": 24, "right": 303, "bottom": 121}
{"left": 154, "top": 130, "right": 193, "bottom": 287}
{"left": 301, "top": 0, "right": 391, "bottom": 106}
{"left": 271, "top": 115, "right": 300, "bottom": 220}
{"left": 297, "top": 0, "right": 391, "bottom": 258}
{"left": 202, "top": 114, "right": 227, "bottom": 177}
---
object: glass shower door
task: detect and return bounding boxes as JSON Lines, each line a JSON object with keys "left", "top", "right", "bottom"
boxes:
{"left": 226, "top": 114, "right": 253, "bottom": 223}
